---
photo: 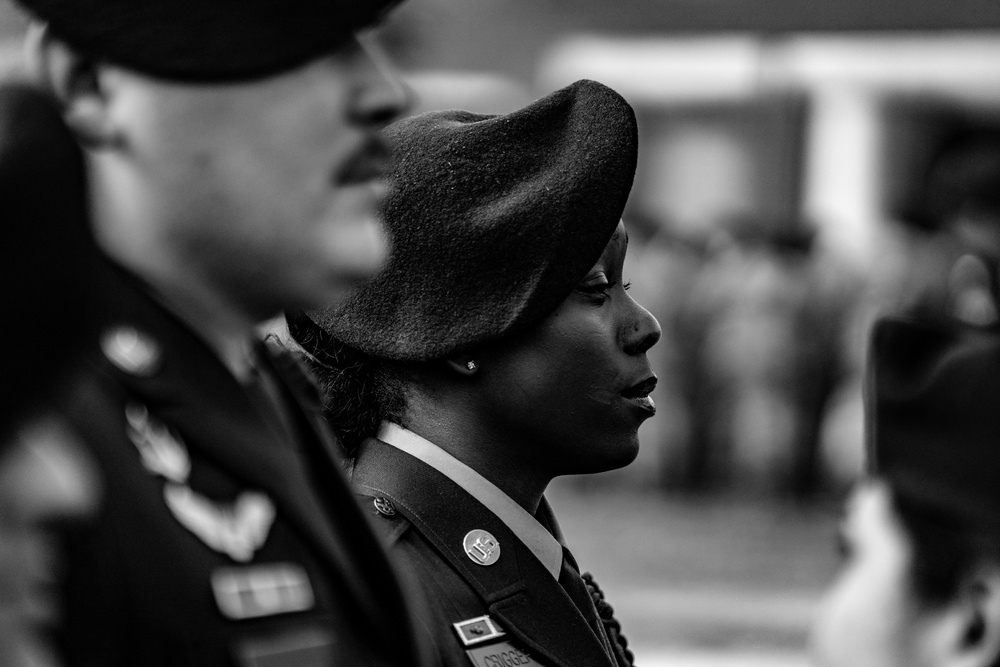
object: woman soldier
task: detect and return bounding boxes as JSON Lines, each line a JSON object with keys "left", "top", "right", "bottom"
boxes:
{"left": 288, "top": 79, "right": 660, "bottom": 667}
{"left": 812, "top": 315, "right": 1000, "bottom": 667}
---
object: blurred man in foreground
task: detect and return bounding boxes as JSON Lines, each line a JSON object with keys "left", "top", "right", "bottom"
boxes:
{"left": 0, "top": 82, "right": 100, "bottom": 667}
{"left": 6, "top": 0, "right": 426, "bottom": 663}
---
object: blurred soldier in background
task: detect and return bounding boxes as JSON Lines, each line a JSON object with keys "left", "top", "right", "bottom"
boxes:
{"left": 920, "top": 129, "right": 1000, "bottom": 326}
{"left": 4, "top": 0, "right": 430, "bottom": 664}
{"left": 812, "top": 314, "right": 1000, "bottom": 667}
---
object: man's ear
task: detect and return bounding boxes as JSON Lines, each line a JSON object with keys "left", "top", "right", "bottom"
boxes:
{"left": 933, "top": 562, "right": 1000, "bottom": 667}
{"left": 24, "top": 23, "right": 119, "bottom": 147}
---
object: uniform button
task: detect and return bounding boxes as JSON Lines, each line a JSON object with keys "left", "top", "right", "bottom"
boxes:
{"left": 373, "top": 497, "right": 396, "bottom": 516}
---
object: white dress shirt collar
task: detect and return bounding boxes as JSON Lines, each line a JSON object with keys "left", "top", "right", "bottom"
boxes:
{"left": 377, "top": 422, "right": 564, "bottom": 579}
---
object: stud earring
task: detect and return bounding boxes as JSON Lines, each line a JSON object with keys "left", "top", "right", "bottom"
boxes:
{"left": 466, "top": 360, "right": 478, "bottom": 372}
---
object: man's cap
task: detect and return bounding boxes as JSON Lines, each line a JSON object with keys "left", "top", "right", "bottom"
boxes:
{"left": 295, "top": 79, "right": 638, "bottom": 362}
{"left": 869, "top": 316, "right": 1000, "bottom": 525}
{"left": 15, "top": 0, "right": 400, "bottom": 81}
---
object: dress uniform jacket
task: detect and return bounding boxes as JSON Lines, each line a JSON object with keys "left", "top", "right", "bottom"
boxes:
{"left": 52, "top": 257, "right": 428, "bottom": 667}
{"left": 351, "top": 429, "right": 633, "bottom": 667}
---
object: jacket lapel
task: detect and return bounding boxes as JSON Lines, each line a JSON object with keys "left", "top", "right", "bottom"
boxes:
{"left": 352, "top": 438, "right": 616, "bottom": 667}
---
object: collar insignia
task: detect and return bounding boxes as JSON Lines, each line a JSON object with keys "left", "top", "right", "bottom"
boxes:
{"left": 463, "top": 529, "right": 500, "bottom": 566}
{"left": 373, "top": 496, "right": 396, "bottom": 516}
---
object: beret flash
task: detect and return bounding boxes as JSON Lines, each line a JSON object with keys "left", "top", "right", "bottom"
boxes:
{"left": 869, "top": 316, "right": 1000, "bottom": 528}
{"left": 14, "top": 0, "right": 400, "bottom": 81}
{"left": 299, "top": 79, "right": 638, "bottom": 362}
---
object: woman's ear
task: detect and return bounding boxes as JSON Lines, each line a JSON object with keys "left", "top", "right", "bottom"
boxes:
{"left": 444, "top": 353, "right": 479, "bottom": 377}
{"left": 934, "top": 562, "right": 1000, "bottom": 667}
{"left": 24, "top": 24, "right": 120, "bottom": 148}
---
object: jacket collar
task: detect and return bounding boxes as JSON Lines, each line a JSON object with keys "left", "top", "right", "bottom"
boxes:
{"left": 377, "top": 422, "right": 565, "bottom": 579}
{"left": 353, "top": 437, "right": 618, "bottom": 667}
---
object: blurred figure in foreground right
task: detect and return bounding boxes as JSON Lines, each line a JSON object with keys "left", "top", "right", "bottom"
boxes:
{"left": 811, "top": 315, "right": 1000, "bottom": 667}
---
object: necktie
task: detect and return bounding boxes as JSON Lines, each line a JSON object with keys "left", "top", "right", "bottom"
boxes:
{"left": 558, "top": 546, "right": 615, "bottom": 662}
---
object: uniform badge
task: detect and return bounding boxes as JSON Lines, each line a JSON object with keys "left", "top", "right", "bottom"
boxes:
{"left": 165, "top": 485, "right": 276, "bottom": 562}
{"left": 125, "top": 403, "right": 191, "bottom": 483}
{"left": 212, "top": 563, "right": 314, "bottom": 620}
{"left": 126, "top": 402, "right": 276, "bottom": 562}
{"left": 463, "top": 529, "right": 500, "bottom": 566}
{"left": 101, "top": 326, "right": 162, "bottom": 376}
{"left": 454, "top": 616, "right": 539, "bottom": 666}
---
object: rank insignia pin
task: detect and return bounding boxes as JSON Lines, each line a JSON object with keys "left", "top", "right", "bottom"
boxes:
{"left": 453, "top": 615, "right": 506, "bottom": 646}
{"left": 101, "top": 326, "right": 162, "bottom": 376}
{"left": 463, "top": 529, "right": 500, "bottom": 566}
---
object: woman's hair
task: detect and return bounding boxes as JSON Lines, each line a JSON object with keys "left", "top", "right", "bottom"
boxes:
{"left": 289, "top": 316, "right": 408, "bottom": 456}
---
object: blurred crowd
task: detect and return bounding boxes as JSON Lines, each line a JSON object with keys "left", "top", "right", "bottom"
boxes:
{"left": 620, "top": 126, "right": 1000, "bottom": 500}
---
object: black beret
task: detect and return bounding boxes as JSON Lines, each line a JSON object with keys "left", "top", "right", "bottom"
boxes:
{"left": 300, "top": 79, "right": 638, "bottom": 362}
{"left": 869, "top": 316, "right": 1000, "bottom": 526}
{"left": 15, "top": 0, "right": 400, "bottom": 81}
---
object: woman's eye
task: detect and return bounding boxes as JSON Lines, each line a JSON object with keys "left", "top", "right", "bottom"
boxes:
{"left": 577, "top": 281, "right": 611, "bottom": 299}
{"left": 577, "top": 272, "right": 611, "bottom": 295}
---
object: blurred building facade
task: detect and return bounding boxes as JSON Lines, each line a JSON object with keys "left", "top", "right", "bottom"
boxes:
{"left": 5, "top": 0, "right": 999, "bottom": 498}
{"left": 375, "top": 1, "right": 1000, "bottom": 497}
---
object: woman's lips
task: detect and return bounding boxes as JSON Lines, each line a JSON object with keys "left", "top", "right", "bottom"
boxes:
{"left": 622, "top": 376, "right": 657, "bottom": 413}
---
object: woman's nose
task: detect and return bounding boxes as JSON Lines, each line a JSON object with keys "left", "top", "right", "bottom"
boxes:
{"left": 622, "top": 298, "right": 661, "bottom": 356}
